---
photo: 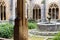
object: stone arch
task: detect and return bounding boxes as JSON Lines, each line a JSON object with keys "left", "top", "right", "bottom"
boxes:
{"left": 33, "top": 4, "right": 41, "bottom": 20}
{"left": 0, "top": 1, "right": 6, "bottom": 20}
{"left": 48, "top": 3, "right": 59, "bottom": 19}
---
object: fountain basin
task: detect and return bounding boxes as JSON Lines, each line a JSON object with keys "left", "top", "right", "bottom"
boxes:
{"left": 37, "top": 22, "right": 60, "bottom": 31}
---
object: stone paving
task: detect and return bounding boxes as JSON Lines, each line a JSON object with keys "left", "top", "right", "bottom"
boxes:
{"left": 28, "top": 29, "right": 57, "bottom": 40}
{"left": 0, "top": 38, "right": 13, "bottom": 40}
{"left": 29, "top": 29, "right": 58, "bottom": 36}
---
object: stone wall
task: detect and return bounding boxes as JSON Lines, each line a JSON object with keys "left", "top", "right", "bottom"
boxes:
{"left": 27, "top": 0, "right": 60, "bottom": 20}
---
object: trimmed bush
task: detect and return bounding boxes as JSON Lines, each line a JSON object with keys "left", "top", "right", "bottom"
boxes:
{"left": 28, "top": 22, "right": 37, "bottom": 29}
{"left": 53, "top": 32, "right": 60, "bottom": 40}
{"left": 28, "top": 19, "right": 36, "bottom": 23}
{"left": 0, "top": 23, "right": 14, "bottom": 38}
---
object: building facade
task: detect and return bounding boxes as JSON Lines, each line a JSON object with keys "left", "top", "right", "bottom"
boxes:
{"left": 27, "top": 0, "right": 60, "bottom": 21}
{"left": 0, "top": 0, "right": 60, "bottom": 21}
{"left": 0, "top": 0, "right": 11, "bottom": 21}
{"left": 0, "top": 0, "right": 16, "bottom": 22}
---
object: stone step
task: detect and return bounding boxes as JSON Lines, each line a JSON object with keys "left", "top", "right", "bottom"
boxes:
{"left": 29, "top": 29, "right": 59, "bottom": 36}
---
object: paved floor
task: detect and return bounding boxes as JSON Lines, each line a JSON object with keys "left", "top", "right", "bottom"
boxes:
{"left": 0, "top": 38, "right": 13, "bottom": 40}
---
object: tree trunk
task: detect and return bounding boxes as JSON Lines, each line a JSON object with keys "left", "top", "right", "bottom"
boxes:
{"left": 14, "top": 0, "right": 28, "bottom": 40}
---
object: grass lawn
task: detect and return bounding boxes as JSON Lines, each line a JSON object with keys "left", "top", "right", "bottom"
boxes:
{"left": 28, "top": 36, "right": 44, "bottom": 40}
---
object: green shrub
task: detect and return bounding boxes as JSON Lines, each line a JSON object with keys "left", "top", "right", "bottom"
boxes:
{"left": 28, "top": 22, "right": 37, "bottom": 29}
{"left": 53, "top": 32, "right": 60, "bottom": 40}
{"left": 28, "top": 19, "right": 36, "bottom": 23}
{"left": 0, "top": 23, "right": 14, "bottom": 38}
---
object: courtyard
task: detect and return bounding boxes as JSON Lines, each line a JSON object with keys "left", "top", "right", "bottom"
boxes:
{"left": 0, "top": 0, "right": 60, "bottom": 40}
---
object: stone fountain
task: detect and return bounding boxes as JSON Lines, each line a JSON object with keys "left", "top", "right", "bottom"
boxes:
{"left": 37, "top": 13, "right": 60, "bottom": 31}
{"left": 29, "top": 13, "right": 60, "bottom": 36}
{"left": 36, "top": 13, "right": 60, "bottom": 36}
{"left": 29, "top": 2, "right": 60, "bottom": 36}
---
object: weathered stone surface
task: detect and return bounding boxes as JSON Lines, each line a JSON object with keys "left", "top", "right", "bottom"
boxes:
{"left": 37, "top": 23, "right": 60, "bottom": 31}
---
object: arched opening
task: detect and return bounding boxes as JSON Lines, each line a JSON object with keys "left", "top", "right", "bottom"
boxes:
{"left": 33, "top": 5, "right": 41, "bottom": 20}
{"left": 0, "top": 2, "right": 6, "bottom": 20}
{"left": 48, "top": 4, "right": 59, "bottom": 20}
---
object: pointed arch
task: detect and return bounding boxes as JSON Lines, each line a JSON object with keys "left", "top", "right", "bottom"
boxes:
{"left": 0, "top": 1, "right": 6, "bottom": 20}
{"left": 33, "top": 4, "right": 41, "bottom": 20}
{"left": 48, "top": 3, "right": 59, "bottom": 19}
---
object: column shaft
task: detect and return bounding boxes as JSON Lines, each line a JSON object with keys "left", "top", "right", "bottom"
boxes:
{"left": 0, "top": 6, "right": 1, "bottom": 20}
{"left": 35, "top": 9, "right": 36, "bottom": 20}
{"left": 3, "top": 6, "right": 4, "bottom": 20}
{"left": 37, "top": 9, "right": 39, "bottom": 19}
{"left": 41, "top": 4, "right": 46, "bottom": 22}
{"left": 55, "top": 8, "right": 56, "bottom": 19}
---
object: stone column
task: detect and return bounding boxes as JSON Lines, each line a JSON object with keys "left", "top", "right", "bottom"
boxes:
{"left": 27, "top": 0, "right": 31, "bottom": 19}
{"left": 3, "top": 6, "right": 4, "bottom": 20}
{"left": 41, "top": 0, "right": 47, "bottom": 22}
{"left": 10, "top": 0, "right": 15, "bottom": 24}
{"left": 30, "top": 0, "right": 33, "bottom": 19}
{"left": 38, "top": 9, "right": 39, "bottom": 19}
{"left": 55, "top": 8, "right": 56, "bottom": 19}
{"left": 14, "top": 0, "right": 28, "bottom": 40}
{"left": 41, "top": 4, "right": 46, "bottom": 22}
{"left": 0, "top": 5, "right": 1, "bottom": 20}
{"left": 55, "top": 8, "right": 57, "bottom": 22}
{"left": 12, "top": 0, "right": 15, "bottom": 20}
